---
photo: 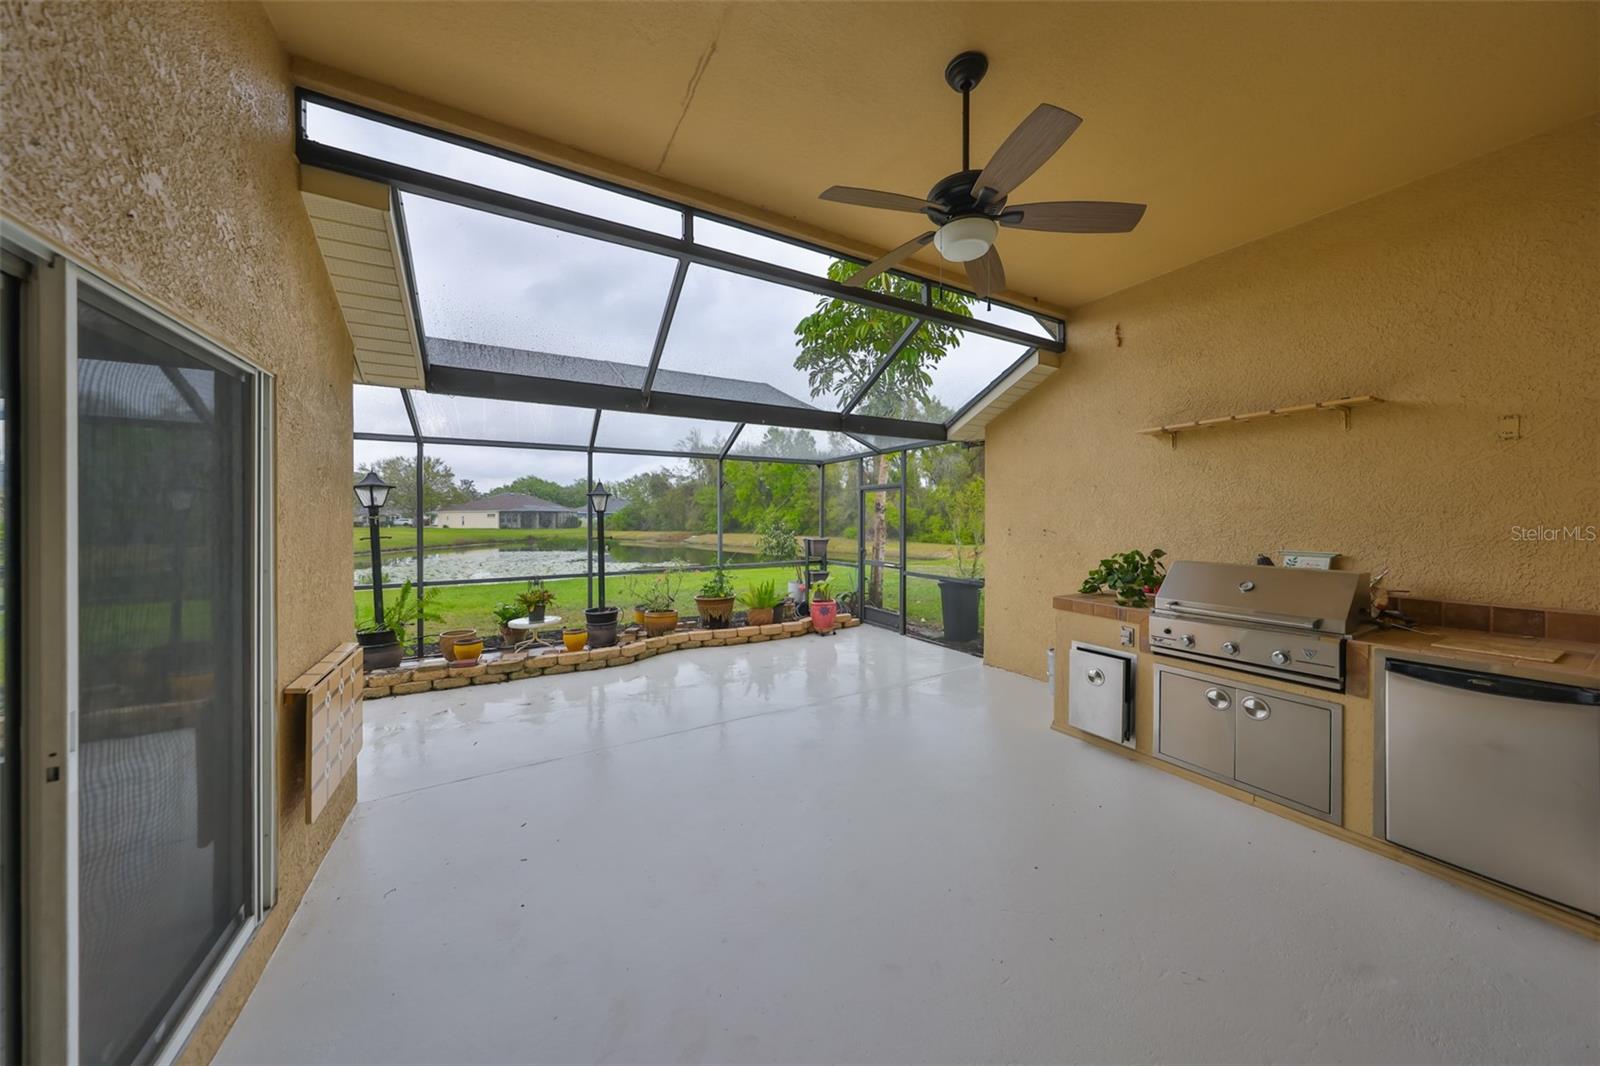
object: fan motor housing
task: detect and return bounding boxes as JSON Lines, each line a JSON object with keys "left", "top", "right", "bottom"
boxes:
{"left": 925, "top": 170, "right": 1007, "bottom": 224}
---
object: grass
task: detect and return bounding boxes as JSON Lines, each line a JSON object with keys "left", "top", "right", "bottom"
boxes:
{"left": 354, "top": 562, "right": 982, "bottom": 646}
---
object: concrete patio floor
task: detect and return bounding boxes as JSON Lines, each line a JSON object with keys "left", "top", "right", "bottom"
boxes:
{"left": 218, "top": 627, "right": 1599, "bottom": 1065}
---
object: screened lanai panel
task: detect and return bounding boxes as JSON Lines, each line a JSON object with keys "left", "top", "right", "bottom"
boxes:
{"left": 303, "top": 98, "right": 681, "bottom": 235}
{"left": 401, "top": 193, "right": 677, "bottom": 372}
{"left": 855, "top": 326, "right": 1032, "bottom": 423}
{"left": 730, "top": 425, "right": 861, "bottom": 462}
{"left": 593, "top": 410, "right": 737, "bottom": 455}
{"left": 966, "top": 297, "right": 1056, "bottom": 343}
{"left": 656, "top": 264, "right": 910, "bottom": 413}
{"left": 409, "top": 390, "right": 595, "bottom": 446}
{"left": 353, "top": 383, "right": 411, "bottom": 435}
{"left": 691, "top": 215, "right": 836, "bottom": 277}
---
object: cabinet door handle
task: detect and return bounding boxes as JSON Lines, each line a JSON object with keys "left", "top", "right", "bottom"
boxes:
{"left": 1204, "top": 688, "right": 1231, "bottom": 710}
{"left": 1241, "top": 696, "right": 1271, "bottom": 720}
{"left": 1085, "top": 668, "right": 1105, "bottom": 686}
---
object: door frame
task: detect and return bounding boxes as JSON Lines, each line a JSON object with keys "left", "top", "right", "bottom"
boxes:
{"left": 856, "top": 453, "right": 906, "bottom": 634}
{"left": 2, "top": 223, "right": 278, "bottom": 1065}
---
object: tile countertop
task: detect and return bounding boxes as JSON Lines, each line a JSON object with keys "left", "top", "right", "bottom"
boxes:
{"left": 1354, "top": 625, "right": 1600, "bottom": 686}
{"left": 1053, "top": 592, "right": 1600, "bottom": 687}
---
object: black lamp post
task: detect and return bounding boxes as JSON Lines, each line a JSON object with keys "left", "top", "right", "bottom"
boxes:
{"left": 587, "top": 480, "right": 612, "bottom": 608}
{"left": 354, "top": 470, "right": 394, "bottom": 625}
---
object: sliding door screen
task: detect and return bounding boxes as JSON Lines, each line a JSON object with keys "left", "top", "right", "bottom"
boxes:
{"left": 76, "top": 290, "right": 255, "bottom": 1064}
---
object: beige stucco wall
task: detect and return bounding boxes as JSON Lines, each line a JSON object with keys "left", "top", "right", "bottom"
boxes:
{"left": 986, "top": 117, "right": 1600, "bottom": 680}
{"left": 1, "top": 1, "right": 358, "bottom": 1060}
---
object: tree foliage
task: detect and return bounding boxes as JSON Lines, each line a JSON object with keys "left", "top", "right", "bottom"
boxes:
{"left": 484, "top": 473, "right": 589, "bottom": 508}
{"left": 355, "top": 454, "right": 475, "bottom": 518}
{"left": 793, "top": 261, "right": 973, "bottom": 414}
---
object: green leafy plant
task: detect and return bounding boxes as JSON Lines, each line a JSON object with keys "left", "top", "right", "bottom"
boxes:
{"left": 697, "top": 569, "right": 735, "bottom": 599}
{"left": 738, "top": 578, "right": 782, "bottom": 610}
{"left": 1080, "top": 549, "right": 1168, "bottom": 607}
{"left": 948, "top": 476, "right": 985, "bottom": 580}
{"left": 491, "top": 602, "right": 522, "bottom": 627}
{"left": 515, "top": 580, "right": 556, "bottom": 614}
{"left": 810, "top": 578, "right": 833, "bottom": 602}
{"left": 638, "top": 569, "right": 684, "bottom": 612}
{"left": 356, "top": 579, "right": 443, "bottom": 653}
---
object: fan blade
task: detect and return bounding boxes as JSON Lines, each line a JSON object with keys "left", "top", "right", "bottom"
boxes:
{"left": 820, "top": 185, "right": 938, "bottom": 214}
{"left": 972, "top": 104, "right": 1082, "bottom": 202}
{"left": 964, "top": 246, "right": 1006, "bottom": 299}
{"left": 845, "top": 232, "right": 936, "bottom": 289}
{"left": 1001, "top": 200, "right": 1147, "bottom": 233}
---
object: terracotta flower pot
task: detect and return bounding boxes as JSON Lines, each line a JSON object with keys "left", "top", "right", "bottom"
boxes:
{"left": 746, "top": 606, "right": 774, "bottom": 627}
{"left": 641, "top": 608, "right": 678, "bottom": 636}
{"left": 810, "top": 599, "right": 837, "bottom": 634}
{"left": 438, "top": 628, "right": 475, "bottom": 661}
{"left": 562, "top": 630, "right": 587, "bottom": 652}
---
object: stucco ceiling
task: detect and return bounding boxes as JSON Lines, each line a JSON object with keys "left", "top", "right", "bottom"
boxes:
{"left": 264, "top": 1, "right": 1599, "bottom": 310}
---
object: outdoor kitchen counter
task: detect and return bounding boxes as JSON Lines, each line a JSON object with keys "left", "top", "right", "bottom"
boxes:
{"left": 1050, "top": 592, "right": 1600, "bottom": 939}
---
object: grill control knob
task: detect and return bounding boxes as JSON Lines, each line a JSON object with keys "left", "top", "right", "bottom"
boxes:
{"left": 1271, "top": 649, "right": 1291, "bottom": 665}
{"left": 1222, "top": 641, "right": 1240, "bottom": 656}
{"left": 1180, "top": 634, "right": 1196, "bottom": 648}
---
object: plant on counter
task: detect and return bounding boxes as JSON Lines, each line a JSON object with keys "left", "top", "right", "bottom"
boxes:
{"left": 1080, "top": 549, "right": 1168, "bottom": 607}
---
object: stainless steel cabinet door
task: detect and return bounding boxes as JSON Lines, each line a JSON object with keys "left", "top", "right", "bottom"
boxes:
{"left": 1068, "top": 645, "right": 1131, "bottom": 744}
{"left": 1233, "top": 687, "right": 1334, "bottom": 814}
{"left": 1156, "top": 669, "right": 1235, "bottom": 778}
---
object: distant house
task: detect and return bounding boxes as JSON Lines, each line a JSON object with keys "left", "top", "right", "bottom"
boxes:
{"left": 434, "top": 492, "right": 585, "bottom": 530}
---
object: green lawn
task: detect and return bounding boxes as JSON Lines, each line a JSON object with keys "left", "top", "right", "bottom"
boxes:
{"left": 353, "top": 561, "right": 980, "bottom": 648}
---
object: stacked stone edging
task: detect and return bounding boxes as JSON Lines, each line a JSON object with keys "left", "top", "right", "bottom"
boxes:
{"left": 363, "top": 614, "right": 862, "bottom": 699}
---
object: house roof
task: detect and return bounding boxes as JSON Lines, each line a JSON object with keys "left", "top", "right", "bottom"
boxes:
{"left": 437, "top": 492, "right": 582, "bottom": 514}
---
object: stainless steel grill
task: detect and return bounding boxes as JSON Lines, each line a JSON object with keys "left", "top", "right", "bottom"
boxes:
{"left": 1150, "top": 561, "right": 1371, "bottom": 690}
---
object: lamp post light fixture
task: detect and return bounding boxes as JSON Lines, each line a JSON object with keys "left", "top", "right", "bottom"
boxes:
{"left": 587, "top": 480, "right": 612, "bottom": 608}
{"left": 354, "top": 470, "right": 394, "bottom": 625}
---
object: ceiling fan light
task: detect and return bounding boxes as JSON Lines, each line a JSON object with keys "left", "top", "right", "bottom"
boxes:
{"left": 934, "top": 216, "right": 998, "bottom": 263}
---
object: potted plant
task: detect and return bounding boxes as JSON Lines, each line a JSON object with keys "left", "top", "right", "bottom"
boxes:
{"left": 638, "top": 569, "right": 683, "bottom": 636}
{"left": 355, "top": 619, "right": 403, "bottom": 671}
{"left": 810, "top": 578, "right": 838, "bottom": 635}
{"left": 695, "top": 569, "right": 737, "bottom": 629}
{"left": 356, "top": 579, "right": 441, "bottom": 670}
{"left": 561, "top": 624, "right": 587, "bottom": 652}
{"left": 515, "top": 580, "right": 556, "bottom": 623}
{"left": 1080, "top": 548, "right": 1168, "bottom": 607}
{"left": 492, "top": 602, "right": 522, "bottom": 644}
{"left": 739, "top": 578, "right": 781, "bottom": 627}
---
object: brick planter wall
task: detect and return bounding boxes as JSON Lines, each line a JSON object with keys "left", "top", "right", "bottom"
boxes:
{"left": 364, "top": 614, "right": 862, "bottom": 699}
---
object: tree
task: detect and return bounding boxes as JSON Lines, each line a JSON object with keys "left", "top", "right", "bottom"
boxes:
{"left": 485, "top": 473, "right": 588, "bottom": 508}
{"left": 793, "top": 262, "right": 973, "bottom": 604}
{"left": 353, "top": 454, "right": 476, "bottom": 519}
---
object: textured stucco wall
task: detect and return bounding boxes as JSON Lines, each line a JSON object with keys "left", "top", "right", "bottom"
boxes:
{"left": 986, "top": 118, "right": 1600, "bottom": 680}
{"left": 1, "top": 2, "right": 358, "bottom": 1060}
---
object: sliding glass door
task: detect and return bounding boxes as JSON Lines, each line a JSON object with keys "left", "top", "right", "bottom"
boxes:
{"left": 74, "top": 288, "right": 260, "bottom": 1064}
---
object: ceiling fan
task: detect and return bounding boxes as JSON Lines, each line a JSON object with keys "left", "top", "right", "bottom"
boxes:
{"left": 820, "top": 51, "right": 1146, "bottom": 299}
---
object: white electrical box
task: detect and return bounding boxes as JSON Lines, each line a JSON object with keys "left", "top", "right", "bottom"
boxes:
{"left": 1281, "top": 551, "right": 1339, "bottom": 570}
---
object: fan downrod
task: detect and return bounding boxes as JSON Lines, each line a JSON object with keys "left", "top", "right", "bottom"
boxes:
{"left": 943, "top": 51, "right": 988, "bottom": 93}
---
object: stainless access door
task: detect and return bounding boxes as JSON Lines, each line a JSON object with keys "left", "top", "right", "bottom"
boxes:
{"left": 1155, "top": 668, "right": 1235, "bottom": 779}
{"left": 1068, "top": 643, "right": 1133, "bottom": 745}
{"left": 1384, "top": 659, "right": 1600, "bottom": 917}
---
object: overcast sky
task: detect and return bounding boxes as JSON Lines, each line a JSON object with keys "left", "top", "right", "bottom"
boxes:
{"left": 324, "top": 101, "right": 1039, "bottom": 489}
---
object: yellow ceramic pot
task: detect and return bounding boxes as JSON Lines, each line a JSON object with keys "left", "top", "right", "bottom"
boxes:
{"left": 562, "top": 630, "right": 587, "bottom": 652}
{"left": 453, "top": 637, "right": 483, "bottom": 662}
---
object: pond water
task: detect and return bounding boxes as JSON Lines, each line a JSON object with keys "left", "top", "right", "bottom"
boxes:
{"left": 354, "top": 541, "right": 758, "bottom": 586}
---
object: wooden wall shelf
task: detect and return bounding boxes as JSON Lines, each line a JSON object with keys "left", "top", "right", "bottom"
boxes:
{"left": 1139, "top": 395, "right": 1382, "bottom": 447}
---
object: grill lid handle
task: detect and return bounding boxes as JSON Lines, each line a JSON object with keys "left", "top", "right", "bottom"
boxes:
{"left": 1159, "top": 602, "right": 1325, "bottom": 631}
